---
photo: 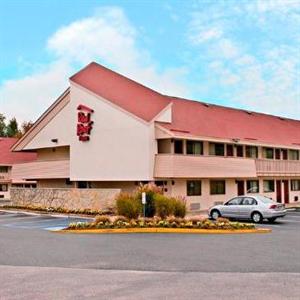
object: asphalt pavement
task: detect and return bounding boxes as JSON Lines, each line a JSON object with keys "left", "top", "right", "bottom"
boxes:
{"left": 0, "top": 210, "right": 299, "bottom": 299}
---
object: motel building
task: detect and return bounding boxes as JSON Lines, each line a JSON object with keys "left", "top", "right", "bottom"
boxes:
{"left": 9, "top": 62, "right": 300, "bottom": 211}
{"left": 0, "top": 138, "right": 36, "bottom": 201}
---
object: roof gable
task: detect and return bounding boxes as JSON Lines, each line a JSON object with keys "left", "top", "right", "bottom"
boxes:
{"left": 70, "top": 62, "right": 171, "bottom": 122}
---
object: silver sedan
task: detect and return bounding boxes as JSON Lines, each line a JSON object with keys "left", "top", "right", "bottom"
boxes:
{"left": 209, "top": 195, "right": 287, "bottom": 223}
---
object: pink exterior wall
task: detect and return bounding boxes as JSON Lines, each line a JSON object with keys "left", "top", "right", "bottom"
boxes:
{"left": 154, "top": 154, "right": 257, "bottom": 178}
{"left": 12, "top": 160, "right": 70, "bottom": 180}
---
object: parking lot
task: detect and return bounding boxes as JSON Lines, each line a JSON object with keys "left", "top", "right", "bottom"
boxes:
{"left": 0, "top": 209, "right": 299, "bottom": 299}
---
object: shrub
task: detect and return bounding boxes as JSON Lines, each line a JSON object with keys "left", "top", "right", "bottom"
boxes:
{"left": 116, "top": 193, "right": 142, "bottom": 219}
{"left": 94, "top": 215, "right": 111, "bottom": 225}
{"left": 153, "top": 194, "right": 174, "bottom": 219}
{"left": 171, "top": 197, "right": 186, "bottom": 218}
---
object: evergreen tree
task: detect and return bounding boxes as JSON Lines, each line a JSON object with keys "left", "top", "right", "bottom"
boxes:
{"left": 0, "top": 114, "right": 6, "bottom": 137}
{"left": 6, "top": 117, "right": 21, "bottom": 137}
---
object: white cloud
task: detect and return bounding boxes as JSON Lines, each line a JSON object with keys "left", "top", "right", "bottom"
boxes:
{"left": 0, "top": 6, "right": 189, "bottom": 122}
{"left": 0, "top": 61, "right": 71, "bottom": 122}
{"left": 187, "top": 2, "right": 300, "bottom": 119}
{"left": 190, "top": 27, "right": 223, "bottom": 44}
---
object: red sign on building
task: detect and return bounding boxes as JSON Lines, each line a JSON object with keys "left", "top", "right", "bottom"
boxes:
{"left": 77, "top": 104, "right": 94, "bottom": 141}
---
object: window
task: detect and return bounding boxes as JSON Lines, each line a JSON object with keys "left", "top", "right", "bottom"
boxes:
{"left": 242, "top": 197, "right": 257, "bottom": 205}
{"left": 174, "top": 140, "right": 183, "bottom": 154}
{"left": 210, "top": 180, "right": 226, "bottom": 195}
{"left": 0, "top": 184, "right": 8, "bottom": 192}
{"left": 246, "top": 146, "right": 258, "bottom": 158}
{"left": 186, "top": 140, "right": 203, "bottom": 155}
{"left": 247, "top": 180, "right": 259, "bottom": 193}
{"left": 157, "top": 139, "right": 171, "bottom": 154}
{"left": 226, "top": 144, "right": 234, "bottom": 156}
{"left": 65, "top": 179, "right": 72, "bottom": 185}
{"left": 263, "top": 148, "right": 274, "bottom": 159}
{"left": 225, "top": 197, "right": 243, "bottom": 205}
{"left": 187, "top": 181, "right": 201, "bottom": 196}
{"left": 291, "top": 180, "right": 300, "bottom": 191}
{"left": 263, "top": 180, "right": 275, "bottom": 192}
{"left": 209, "top": 143, "right": 224, "bottom": 156}
{"left": 289, "top": 150, "right": 299, "bottom": 160}
{"left": 236, "top": 145, "right": 244, "bottom": 157}
{"left": 77, "top": 181, "right": 91, "bottom": 189}
{"left": 0, "top": 166, "right": 8, "bottom": 173}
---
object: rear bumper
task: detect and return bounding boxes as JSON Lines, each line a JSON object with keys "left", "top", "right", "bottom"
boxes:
{"left": 263, "top": 210, "right": 287, "bottom": 218}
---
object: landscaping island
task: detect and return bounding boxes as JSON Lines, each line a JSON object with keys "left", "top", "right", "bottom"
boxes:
{"left": 61, "top": 215, "right": 271, "bottom": 234}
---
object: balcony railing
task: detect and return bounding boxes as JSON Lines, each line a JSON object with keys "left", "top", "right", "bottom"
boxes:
{"left": 255, "top": 159, "right": 300, "bottom": 176}
{"left": 11, "top": 160, "right": 70, "bottom": 180}
{"left": 154, "top": 154, "right": 257, "bottom": 178}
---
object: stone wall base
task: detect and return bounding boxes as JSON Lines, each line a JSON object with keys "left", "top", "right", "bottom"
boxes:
{"left": 10, "top": 188, "right": 121, "bottom": 211}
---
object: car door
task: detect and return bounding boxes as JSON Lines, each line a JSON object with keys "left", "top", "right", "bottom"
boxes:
{"left": 221, "top": 197, "right": 243, "bottom": 218}
{"left": 239, "top": 197, "right": 257, "bottom": 219}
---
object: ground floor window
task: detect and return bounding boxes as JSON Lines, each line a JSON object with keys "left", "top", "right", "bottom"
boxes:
{"left": 77, "top": 181, "right": 92, "bottom": 189}
{"left": 291, "top": 180, "right": 300, "bottom": 191}
{"left": 210, "top": 180, "right": 226, "bottom": 195}
{"left": 0, "top": 184, "right": 8, "bottom": 192}
{"left": 247, "top": 180, "right": 259, "bottom": 193}
{"left": 187, "top": 180, "right": 201, "bottom": 196}
{"left": 263, "top": 180, "right": 275, "bottom": 192}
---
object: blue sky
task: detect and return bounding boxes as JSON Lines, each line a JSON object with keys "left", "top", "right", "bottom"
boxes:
{"left": 0, "top": 0, "right": 299, "bottom": 122}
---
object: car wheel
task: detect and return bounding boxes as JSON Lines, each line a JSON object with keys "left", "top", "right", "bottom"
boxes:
{"left": 211, "top": 210, "right": 221, "bottom": 220}
{"left": 267, "top": 217, "right": 277, "bottom": 223}
{"left": 251, "top": 212, "right": 263, "bottom": 223}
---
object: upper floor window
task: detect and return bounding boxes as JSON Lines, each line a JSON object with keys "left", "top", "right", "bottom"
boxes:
{"left": 187, "top": 180, "right": 201, "bottom": 196}
{"left": 236, "top": 145, "right": 244, "bottom": 157}
{"left": 246, "top": 146, "right": 258, "bottom": 158}
{"left": 291, "top": 180, "right": 300, "bottom": 191}
{"left": 174, "top": 140, "right": 183, "bottom": 154}
{"left": 289, "top": 150, "right": 299, "bottom": 160}
{"left": 263, "top": 147, "right": 274, "bottom": 159}
{"left": 0, "top": 166, "right": 8, "bottom": 173}
{"left": 263, "top": 180, "right": 275, "bottom": 193}
{"left": 157, "top": 139, "right": 172, "bottom": 154}
{"left": 210, "top": 180, "right": 226, "bottom": 195}
{"left": 209, "top": 143, "right": 224, "bottom": 156}
{"left": 226, "top": 144, "right": 234, "bottom": 156}
{"left": 186, "top": 140, "right": 203, "bottom": 155}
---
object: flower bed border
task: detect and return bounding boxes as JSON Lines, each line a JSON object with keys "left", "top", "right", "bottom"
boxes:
{"left": 58, "top": 227, "right": 271, "bottom": 234}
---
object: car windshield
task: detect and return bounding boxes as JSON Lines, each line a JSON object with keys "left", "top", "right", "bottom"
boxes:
{"left": 255, "top": 195, "right": 274, "bottom": 204}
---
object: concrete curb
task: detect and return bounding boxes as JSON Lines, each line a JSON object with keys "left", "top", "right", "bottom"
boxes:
{"left": 57, "top": 227, "right": 271, "bottom": 234}
{"left": 0, "top": 209, "right": 94, "bottom": 220}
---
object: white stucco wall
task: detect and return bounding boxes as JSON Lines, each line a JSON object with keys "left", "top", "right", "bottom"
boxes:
{"left": 69, "top": 83, "right": 156, "bottom": 181}
{"left": 24, "top": 100, "right": 72, "bottom": 150}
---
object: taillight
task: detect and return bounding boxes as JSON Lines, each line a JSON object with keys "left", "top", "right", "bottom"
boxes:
{"left": 269, "top": 204, "right": 277, "bottom": 209}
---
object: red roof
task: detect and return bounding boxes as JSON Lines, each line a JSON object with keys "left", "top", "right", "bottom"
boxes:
{"left": 70, "top": 62, "right": 171, "bottom": 122}
{"left": 70, "top": 62, "right": 300, "bottom": 147}
{"left": 160, "top": 97, "right": 300, "bottom": 147}
{"left": 0, "top": 138, "right": 37, "bottom": 165}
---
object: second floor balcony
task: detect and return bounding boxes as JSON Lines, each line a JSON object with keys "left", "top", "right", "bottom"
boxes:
{"left": 256, "top": 159, "right": 300, "bottom": 176}
{"left": 154, "top": 154, "right": 300, "bottom": 178}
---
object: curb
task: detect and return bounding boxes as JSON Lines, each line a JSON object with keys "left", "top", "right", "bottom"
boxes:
{"left": 0, "top": 209, "right": 94, "bottom": 220}
{"left": 57, "top": 228, "right": 271, "bottom": 234}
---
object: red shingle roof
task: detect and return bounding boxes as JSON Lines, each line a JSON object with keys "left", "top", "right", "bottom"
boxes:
{"left": 160, "top": 97, "right": 300, "bottom": 147}
{"left": 70, "top": 62, "right": 171, "bottom": 122}
{"left": 0, "top": 138, "right": 37, "bottom": 165}
{"left": 70, "top": 62, "right": 300, "bottom": 147}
